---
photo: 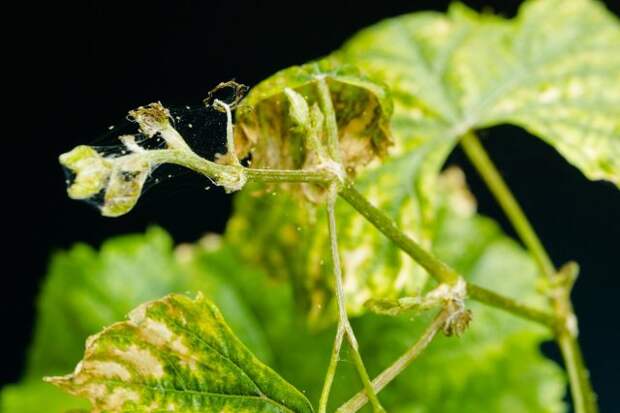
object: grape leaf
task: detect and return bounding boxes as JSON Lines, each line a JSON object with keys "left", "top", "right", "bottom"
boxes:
{"left": 45, "top": 293, "right": 314, "bottom": 413}
{"left": 221, "top": 170, "right": 566, "bottom": 412}
{"left": 0, "top": 227, "right": 270, "bottom": 413}
{"left": 340, "top": 0, "right": 620, "bottom": 186}
{"left": 227, "top": 0, "right": 620, "bottom": 318}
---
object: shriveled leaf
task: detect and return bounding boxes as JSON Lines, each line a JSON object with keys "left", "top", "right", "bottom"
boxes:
{"left": 1, "top": 228, "right": 270, "bottom": 413}
{"left": 46, "top": 293, "right": 314, "bottom": 413}
{"left": 235, "top": 59, "right": 393, "bottom": 176}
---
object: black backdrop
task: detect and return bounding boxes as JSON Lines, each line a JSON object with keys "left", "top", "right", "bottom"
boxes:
{"left": 5, "top": 1, "right": 620, "bottom": 411}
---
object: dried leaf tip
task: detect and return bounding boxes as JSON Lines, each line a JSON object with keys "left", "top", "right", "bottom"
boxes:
{"left": 128, "top": 102, "right": 171, "bottom": 137}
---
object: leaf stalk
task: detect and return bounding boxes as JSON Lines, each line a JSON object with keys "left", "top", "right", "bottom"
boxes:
{"left": 460, "top": 131, "right": 598, "bottom": 413}
{"left": 337, "top": 309, "right": 451, "bottom": 413}
{"left": 320, "top": 186, "right": 385, "bottom": 413}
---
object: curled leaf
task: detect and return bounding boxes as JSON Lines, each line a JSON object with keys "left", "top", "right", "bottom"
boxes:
{"left": 128, "top": 102, "right": 171, "bottom": 138}
{"left": 60, "top": 144, "right": 155, "bottom": 218}
{"left": 101, "top": 156, "right": 152, "bottom": 217}
{"left": 235, "top": 59, "right": 393, "bottom": 176}
{"left": 60, "top": 146, "right": 113, "bottom": 200}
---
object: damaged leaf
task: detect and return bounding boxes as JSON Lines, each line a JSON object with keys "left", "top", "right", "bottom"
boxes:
{"left": 234, "top": 59, "right": 393, "bottom": 176}
{"left": 46, "top": 293, "right": 314, "bottom": 413}
{"left": 340, "top": 0, "right": 620, "bottom": 186}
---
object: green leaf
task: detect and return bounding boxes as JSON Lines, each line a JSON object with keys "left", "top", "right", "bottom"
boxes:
{"left": 1, "top": 227, "right": 270, "bottom": 413}
{"left": 234, "top": 58, "right": 393, "bottom": 177}
{"left": 46, "top": 293, "right": 314, "bottom": 413}
{"left": 0, "top": 380, "right": 88, "bottom": 413}
{"left": 339, "top": 0, "right": 620, "bottom": 186}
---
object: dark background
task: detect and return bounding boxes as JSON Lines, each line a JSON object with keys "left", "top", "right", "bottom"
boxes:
{"left": 5, "top": 1, "right": 620, "bottom": 411}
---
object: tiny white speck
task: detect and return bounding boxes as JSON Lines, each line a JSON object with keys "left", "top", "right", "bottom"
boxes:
{"left": 568, "top": 81, "right": 584, "bottom": 98}
{"left": 188, "top": 123, "right": 193, "bottom": 128}
{"left": 108, "top": 125, "right": 115, "bottom": 130}
{"left": 539, "top": 87, "right": 560, "bottom": 103}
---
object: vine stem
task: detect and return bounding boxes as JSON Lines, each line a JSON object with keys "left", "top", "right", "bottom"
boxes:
{"left": 337, "top": 309, "right": 451, "bottom": 413}
{"left": 460, "top": 131, "right": 598, "bottom": 413}
{"left": 157, "top": 140, "right": 556, "bottom": 325}
{"left": 318, "top": 325, "right": 345, "bottom": 413}
{"left": 166, "top": 148, "right": 556, "bottom": 327}
{"left": 319, "top": 186, "right": 385, "bottom": 413}
{"left": 337, "top": 181, "right": 556, "bottom": 328}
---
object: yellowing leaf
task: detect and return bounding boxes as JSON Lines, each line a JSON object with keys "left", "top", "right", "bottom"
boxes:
{"left": 340, "top": 0, "right": 620, "bottom": 185}
{"left": 46, "top": 293, "right": 314, "bottom": 413}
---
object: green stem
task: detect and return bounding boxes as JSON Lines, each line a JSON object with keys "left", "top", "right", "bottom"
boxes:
{"left": 147, "top": 148, "right": 334, "bottom": 184}
{"left": 337, "top": 309, "right": 450, "bottom": 413}
{"left": 467, "top": 283, "right": 556, "bottom": 327}
{"left": 460, "top": 131, "right": 598, "bottom": 413}
{"left": 559, "top": 332, "right": 598, "bottom": 413}
{"left": 339, "top": 182, "right": 458, "bottom": 285}
{"left": 460, "top": 132, "right": 555, "bottom": 277}
{"left": 318, "top": 325, "right": 345, "bottom": 413}
{"left": 244, "top": 167, "right": 332, "bottom": 183}
{"left": 338, "top": 181, "right": 555, "bottom": 326}
{"left": 326, "top": 189, "right": 385, "bottom": 413}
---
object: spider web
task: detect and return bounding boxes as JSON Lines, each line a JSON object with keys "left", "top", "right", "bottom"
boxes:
{"left": 62, "top": 81, "right": 248, "bottom": 213}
